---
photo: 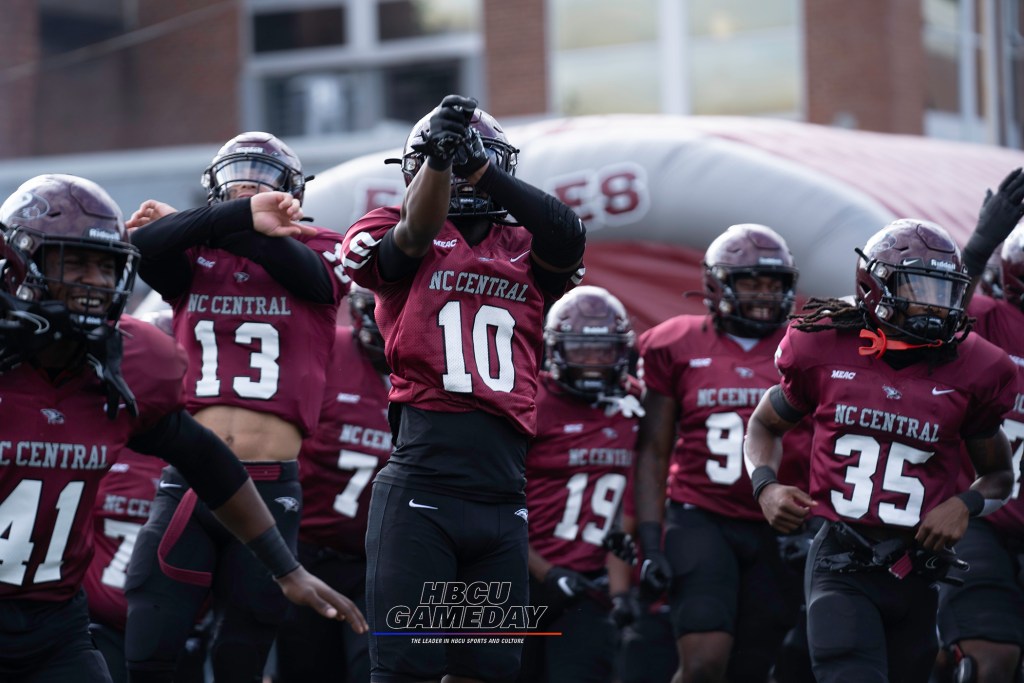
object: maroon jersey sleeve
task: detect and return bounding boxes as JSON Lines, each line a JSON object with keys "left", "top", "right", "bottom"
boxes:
{"left": 963, "top": 298, "right": 1024, "bottom": 536}
{"left": 83, "top": 451, "right": 163, "bottom": 631}
{"left": 785, "top": 328, "right": 1016, "bottom": 531}
{"left": 298, "top": 328, "right": 391, "bottom": 556}
{"left": 0, "top": 320, "right": 188, "bottom": 601}
{"left": 640, "top": 316, "right": 793, "bottom": 520}
{"left": 526, "top": 377, "right": 637, "bottom": 573}
{"left": 167, "top": 229, "right": 344, "bottom": 435}
{"left": 774, "top": 325, "right": 821, "bottom": 415}
{"left": 342, "top": 208, "right": 549, "bottom": 435}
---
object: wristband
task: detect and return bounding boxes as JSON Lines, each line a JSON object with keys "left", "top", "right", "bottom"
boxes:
{"left": 751, "top": 466, "right": 779, "bottom": 501}
{"left": 956, "top": 490, "right": 984, "bottom": 517}
{"left": 636, "top": 521, "right": 663, "bottom": 555}
{"left": 246, "top": 526, "right": 300, "bottom": 579}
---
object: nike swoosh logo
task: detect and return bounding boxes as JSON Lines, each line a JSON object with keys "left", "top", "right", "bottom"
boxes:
{"left": 556, "top": 576, "right": 573, "bottom": 596}
{"left": 159, "top": 482, "right": 183, "bottom": 490}
{"left": 932, "top": 388, "right": 955, "bottom": 395}
{"left": 510, "top": 250, "right": 530, "bottom": 263}
{"left": 408, "top": 499, "right": 438, "bottom": 510}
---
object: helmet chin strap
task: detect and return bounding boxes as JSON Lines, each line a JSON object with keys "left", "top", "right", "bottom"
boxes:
{"left": 858, "top": 327, "right": 943, "bottom": 358}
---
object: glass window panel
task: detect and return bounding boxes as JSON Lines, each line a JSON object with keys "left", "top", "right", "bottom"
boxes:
{"left": 689, "top": 32, "right": 800, "bottom": 115}
{"left": 254, "top": 8, "right": 346, "bottom": 53}
{"left": 923, "top": 30, "right": 960, "bottom": 113}
{"left": 688, "top": 0, "right": 797, "bottom": 37}
{"left": 378, "top": 0, "right": 479, "bottom": 41}
{"left": 923, "top": 0, "right": 960, "bottom": 32}
{"left": 553, "top": 43, "right": 660, "bottom": 115}
{"left": 39, "top": 5, "right": 124, "bottom": 56}
{"left": 551, "top": 0, "right": 657, "bottom": 50}
{"left": 382, "top": 61, "right": 462, "bottom": 122}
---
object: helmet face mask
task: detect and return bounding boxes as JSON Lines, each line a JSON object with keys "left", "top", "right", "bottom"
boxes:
{"left": 0, "top": 175, "right": 138, "bottom": 339}
{"left": 856, "top": 219, "right": 971, "bottom": 344}
{"left": 399, "top": 107, "right": 519, "bottom": 221}
{"left": 202, "top": 132, "right": 305, "bottom": 205}
{"left": 544, "top": 286, "right": 634, "bottom": 400}
{"left": 703, "top": 224, "right": 798, "bottom": 338}
{"left": 348, "top": 285, "right": 387, "bottom": 370}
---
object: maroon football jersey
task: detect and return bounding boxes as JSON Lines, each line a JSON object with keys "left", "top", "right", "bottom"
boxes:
{"left": 342, "top": 207, "right": 551, "bottom": 436}
{"left": 776, "top": 324, "right": 1016, "bottom": 530}
{"left": 640, "top": 316, "right": 810, "bottom": 521}
{"left": 526, "top": 374, "right": 638, "bottom": 573}
{"left": 298, "top": 327, "right": 390, "bottom": 556}
{"left": 0, "top": 316, "right": 186, "bottom": 601}
{"left": 168, "top": 228, "right": 347, "bottom": 436}
{"left": 966, "top": 296, "right": 1024, "bottom": 536}
{"left": 83, "top": 450, "right": 164, "bottom": 630}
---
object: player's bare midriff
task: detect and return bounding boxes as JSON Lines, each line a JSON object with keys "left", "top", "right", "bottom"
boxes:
{"left": 194, "top": 405, "right": 302, "bottom": 461}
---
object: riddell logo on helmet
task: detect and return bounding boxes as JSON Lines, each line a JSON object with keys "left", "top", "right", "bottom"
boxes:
{"left": 758, "top": 257, "right": 784, "bottom": 266}
{"left": 236, "top": 146, "right": 264, "bottom": 154}
{"left": 929, "top": 259, "right": 956, "bottom": 271}
{"left": 88, "top": 228, "right": 118, "bottom": 240}
{"left": 582, "top": 326, "right": 610, "bottom": 334}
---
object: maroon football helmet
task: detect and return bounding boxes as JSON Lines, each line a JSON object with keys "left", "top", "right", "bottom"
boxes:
{"left": 396, "top": 107, "right": 518, "bottom": 221}
{"left": 703, "top": 224, "right": 798, "bottom": 338}
{"left": 1000, "top": 227, "right": 1024, "bottom": 309}
{"left": 0, "top": 174, "right": 138, "bottom": 336}
{"left": 544, "top": 285, "right": 635, "bottom": 399}
{"left": 202, "top": 131, "right": 307, "bottom": 205}
{"left": 855, "top": 219, "right": 971, "bottom": 343}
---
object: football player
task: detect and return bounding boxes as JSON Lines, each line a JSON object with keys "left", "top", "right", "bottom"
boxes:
{"left": 0, "top": 174, "right": 363, "bottom": 683}
{"left": 341, "top": 94, "right": 585, "bottom": 682}
{"left": 122, "top": 132, "right": 353, "bottom": 683}
{"left": 744, "top": 218, "right": 1017, "bottom": 683}
{"left": 274, "top": 284, "right": 391, "bottom": 683}
{"left": 517, "top": 286, "right": 641, "bottom": 683}
{"left": 934, "top": 169, "right": 1024, "bottom": 683}
{"left": 633, "top": 224, "right": 809, "bottom": 683}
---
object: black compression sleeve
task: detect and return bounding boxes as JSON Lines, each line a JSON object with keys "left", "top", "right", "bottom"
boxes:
{"left": 127, "top": 409, "right": 249, "bottom": 509}
{"left": 131, "top": 200, "right": 254, "bottom": 300}
{"left": 768, "top": 384, "right": 806, "bottom": 423}
{"left": 211, "top": 231, "right": 335, "bottom": 303}
{"left": 376, "top": 228, "right": 423, "bottom": 282}
{"left": 474, "top": 165, "right": 586, "bottom": 269}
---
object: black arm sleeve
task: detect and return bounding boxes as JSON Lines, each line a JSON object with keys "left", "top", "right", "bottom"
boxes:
{"left": 376, "top": 228, "right": 424, "bottom": 282}
{"left": 474, "top": 164, "right": 586, "bottom": 270}
{"left": 130, "top": 200, "right": 254, "bottom": 300}
{"left": 127, "top": 409, "right": 249, "bottom": 510}
{"left": 210, "top": 230, "right": 335, "bottom": 303}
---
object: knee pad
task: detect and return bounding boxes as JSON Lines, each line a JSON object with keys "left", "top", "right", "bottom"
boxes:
{"left": 210, "top": 610, "right": 278, "bottom": 683}
{"left": 806, "top": 592, "right": 862, "bottom": 662}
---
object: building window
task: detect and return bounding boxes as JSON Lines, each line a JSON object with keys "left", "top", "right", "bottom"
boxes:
{"left": 253, "top": 7, "right": 347, "bottom": 53}
{"left": 39, "top": 0, "right": 125, "bottom": 57}
{"left": 549, "top": 0, "right": 800, "bottom": 117}
{"left": 377, "top": 0, "right": 479, "bottom": 41}
{"left": 686, "top": 0, "right": 800, "bottom": 116}
{"left": 249, "top": 0, "right": 482, "bottom": 138}
{"left": 550, "top": 0, "right": 660, "bottom": 115}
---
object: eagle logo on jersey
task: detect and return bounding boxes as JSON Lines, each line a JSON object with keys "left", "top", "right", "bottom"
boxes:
{"left": 275, "top": 497, "right": 300, "bottom": 513}
{"left": 40, "top": 408, "right": 65, "bottom": 424}
{"left": 882, "top": 385, "right": 902, "bottom": 400}
{"left": 233, "top": 272, "right": 250, "bottom": 283}
{"left": 736, "top": 367, "right": 754, "bottom": 378}
{"left": 514, "top": 508, "right": 529, "bottom": 523}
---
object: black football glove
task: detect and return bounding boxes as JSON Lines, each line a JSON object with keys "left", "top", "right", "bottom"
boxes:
{"left": 412, "top": 94, "right": 477, "bottom": 170}
{"left": 609, "top": 591, "right": 639, "bottom": 629}
{"left": 636, "top": 522, "right": 672, "bottom": 597}
{"left": 544, "top": 566, "right": 590, "bottom": 602}
{"left": 452, "top": 129, "right": 490, "bottom": 179}
{"left": 602, "top": 529, "right": 638, "bottom": 566}
{"left": 964, "top": 167, "right": 1024, "bottom": 276}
